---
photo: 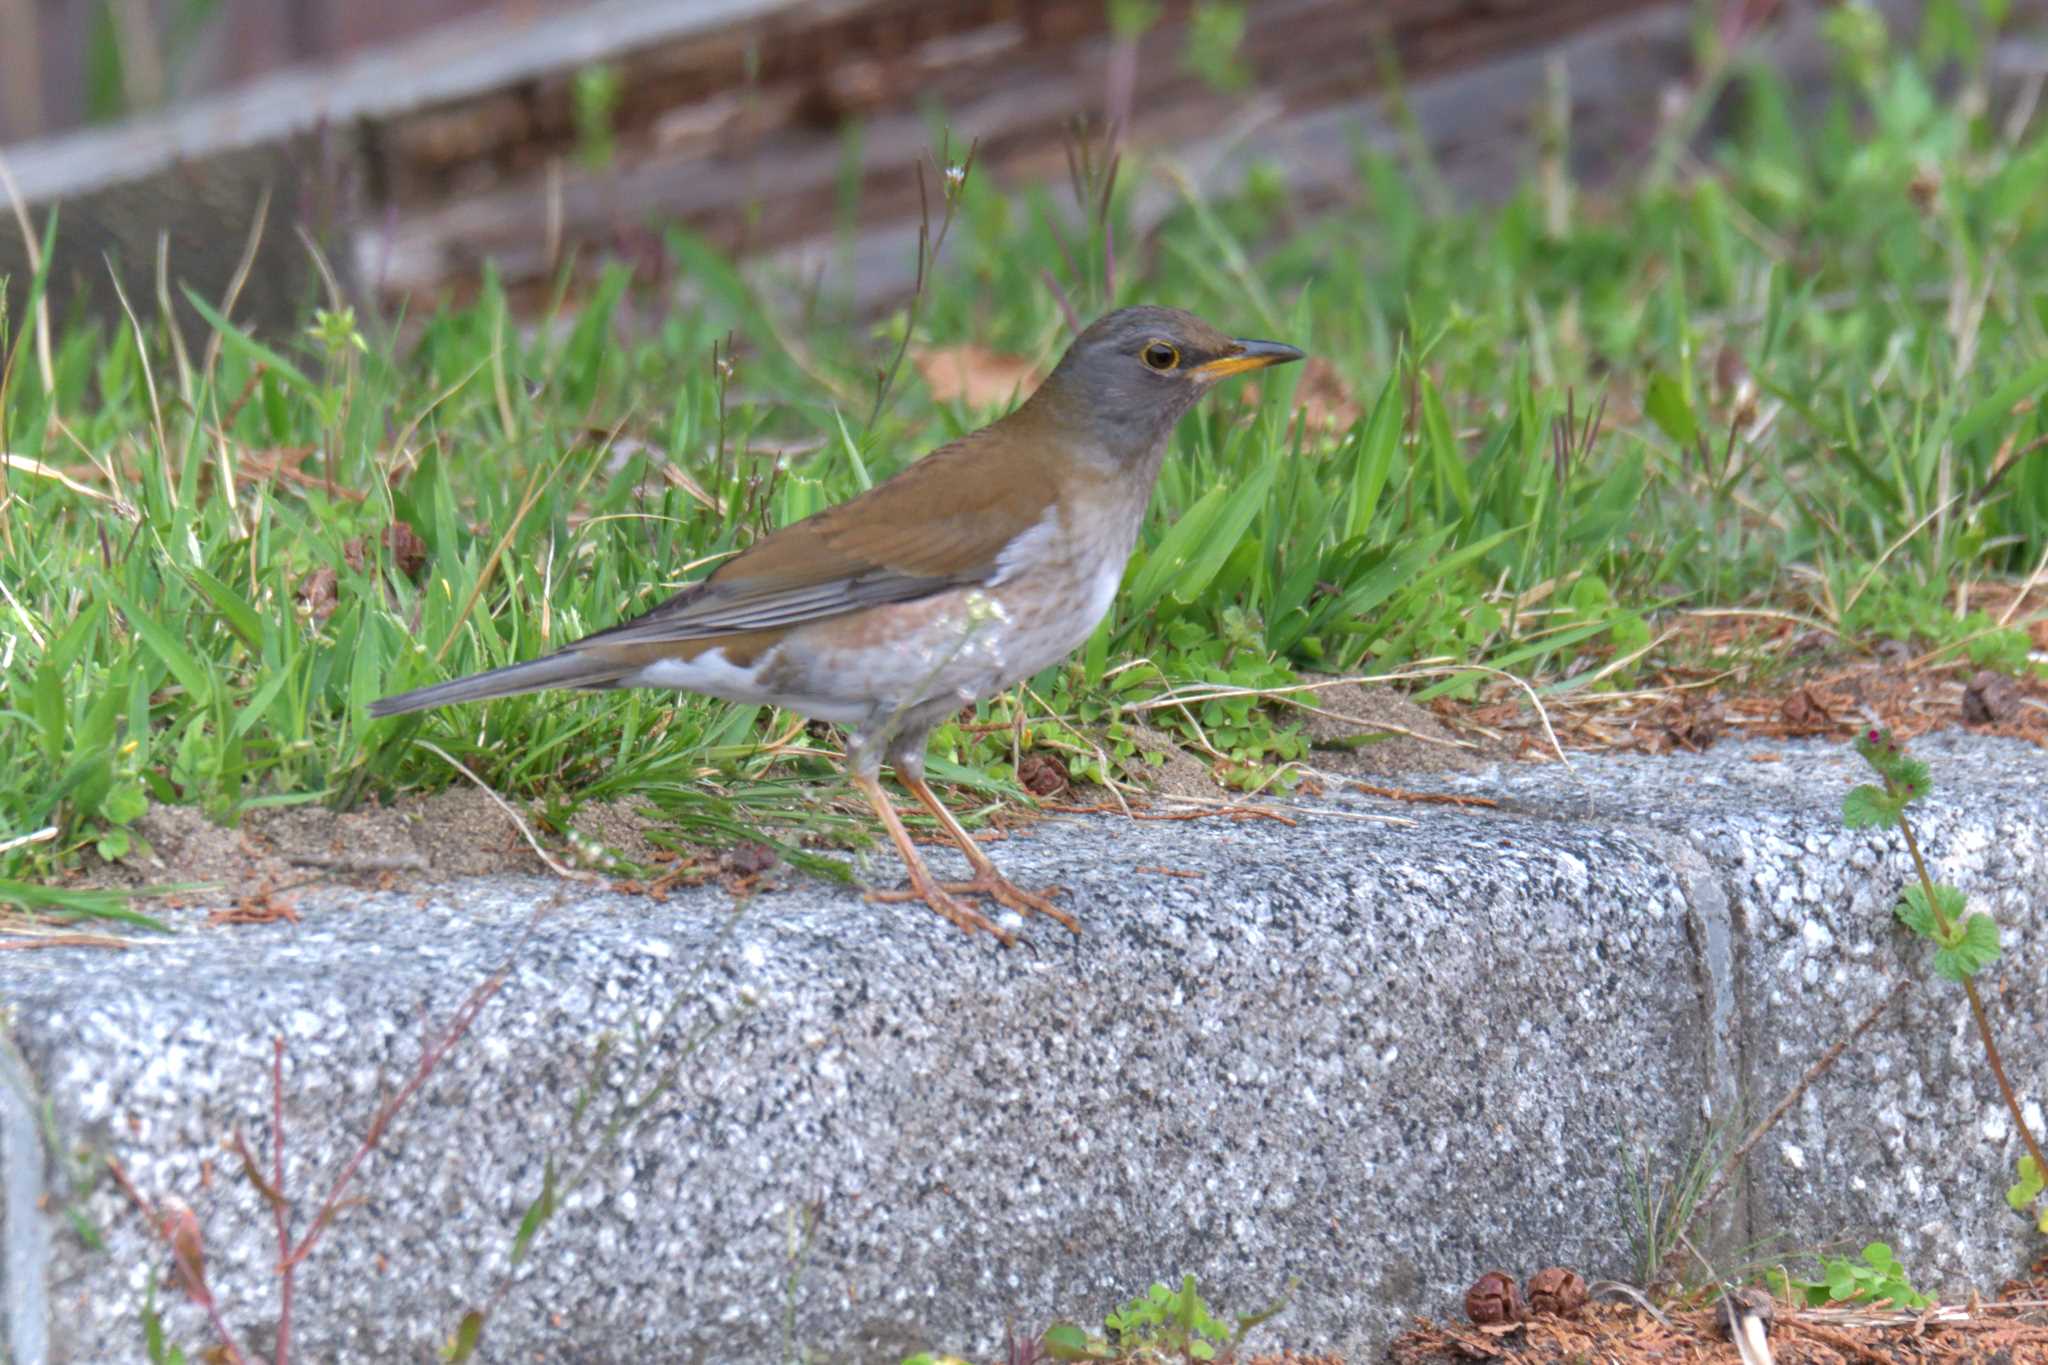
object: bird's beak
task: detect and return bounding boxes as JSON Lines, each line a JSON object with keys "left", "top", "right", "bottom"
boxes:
{"left": 1189, "top": 337, "right": 1307, "bottom": 382}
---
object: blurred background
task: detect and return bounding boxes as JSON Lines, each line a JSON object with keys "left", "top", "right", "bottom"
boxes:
{"left": 15, "top": 0, "right": 2041, "bottom": 335}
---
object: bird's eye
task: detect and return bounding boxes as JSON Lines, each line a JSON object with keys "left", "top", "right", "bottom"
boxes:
{"left": 1140, "top": 340, "right": 1180, "bottom": 371}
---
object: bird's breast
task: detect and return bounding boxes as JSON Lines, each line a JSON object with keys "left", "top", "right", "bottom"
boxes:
{"left": 983, "top": 501, "right": 1140, "bottom": 669}
{"left": 628, "top": 496, "right": 1145, "bottom": 727}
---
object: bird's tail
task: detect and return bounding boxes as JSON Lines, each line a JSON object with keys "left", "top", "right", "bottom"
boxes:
{"left": 367, "top": 651, "right": 625, "bottom": 717}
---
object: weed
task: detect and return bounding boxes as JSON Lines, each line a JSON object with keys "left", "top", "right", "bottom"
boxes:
{"left": 865, "top": 135, "right": 977, "bottom": 434}
{"left": 109, "top": 894, "right": 749, "bottom": 1363}
{"left": 1768, "top": 1241, "right": 1931, "bottom": 1310}
{"left": 1844, "top": 726, "right": 2048, "bottom": 1233}
{"left": 113, "top": 918, "right": 529, "bottom": 1365}
{"left": 1038, "top": 1274, "right": 1291, "bottom": 1363}
{"left": 140, "top": 1274, "right": 188, "bottom": 1365}
{"left": 572, "top": 65, "right": 622, "bottom": 171}
{"left": 1618, "top": 1118, "right": 1733, "bottom": 1290}
{"left": 1632, "top": 725, "right": 2048, "bottom": 1306}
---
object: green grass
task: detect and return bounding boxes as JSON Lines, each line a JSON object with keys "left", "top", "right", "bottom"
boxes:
{"left": 5, "top": 5, "right": 2047, "bottom": 918}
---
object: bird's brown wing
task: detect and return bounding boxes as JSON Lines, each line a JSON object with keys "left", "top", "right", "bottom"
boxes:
{"left": 573, "top": 423, "right": 1062, "bottom": 647}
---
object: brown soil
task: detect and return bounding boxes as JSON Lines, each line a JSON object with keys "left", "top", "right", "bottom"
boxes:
{"left": 1296, "top": 679, "right": 1499, "bottom": 777}
{"left": 1452, "top": 595, "right": 2048, "bottom": 763}
{"left": 1126, "top": 719, "right": 1234, "bottom": 802}
{"left": 65, "top": 786, "right": 677, "bottom": 915}
{"left": 1387, "top": 1291, "right": 2048, "bottom": 1362}
{"left": 1381, "top": 1256, "right": 2048, "bottom": 1364}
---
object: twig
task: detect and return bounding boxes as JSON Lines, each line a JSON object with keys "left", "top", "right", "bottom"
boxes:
{"left": 107, "top": 1160, "right": 251, "bottom": 1364}
{"left": 1782, "top": 1318, "right": 1899, "bottom": 1365}
{"left": 1119, "top": 674, "right": 1481, "bottom": 752}
{"left": 1350, "top": 782, "right": 1500, "bottom": 809}
{"left": 270, "top": 1039, "right": 292, "bottom": 1362}
{"left": 284, "top": 853, "right": 430, "bottom": 874}
{"left": 1995, "top": 538, "right": 2048, "bottom": 631}
{"left": 1660, "top": 979, "right": 1909, "bottom": 1284}
{"left": 1131, "top": 803, "right": 1296, "bottom": 826}
{"left": 0, "top": 823, "right": 56, "bottom": 855}
{"left": 0, "top": 933, "right": 136, "bottom": 951}
{"left": 1841, "top": 490, "right": 1971, "bottom": 621}
{"left": 416, "top": 742, "right": 603, "bottom": 884}
{"left": 281, "top": 899, "right": 552, "bottom": 1272}
{"left": 1385, "top": 663, "right": 1577, "bottom": 773}
{"left": 1040, "top": 267, "right": 1082, "bottom": 336}
{"left": 1587, "top": 1279, "right": 1676, "bottom": 1328}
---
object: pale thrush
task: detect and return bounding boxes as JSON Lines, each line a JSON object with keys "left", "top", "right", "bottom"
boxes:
{"left": 370, "top": 306, "right": 1305, "bottom": 943}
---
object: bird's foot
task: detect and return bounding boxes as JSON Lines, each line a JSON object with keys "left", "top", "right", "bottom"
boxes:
{"left": 873, "top": 873, "right": 1079, "bottom": 935}
{"left": 964, "top": 873, "right": 1081, "bottom": 934}
{"left": 866, "top": 878, "right": 1015, "bottom": 947}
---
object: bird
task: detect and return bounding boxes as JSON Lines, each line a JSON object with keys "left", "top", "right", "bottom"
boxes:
{"left": 369, "top": 306, "right": 1304, "bottom": 944}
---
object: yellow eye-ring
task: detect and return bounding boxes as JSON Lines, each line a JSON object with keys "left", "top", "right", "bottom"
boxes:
{"left": 1140, "top": 340, "right": 1180, "bottom": 371}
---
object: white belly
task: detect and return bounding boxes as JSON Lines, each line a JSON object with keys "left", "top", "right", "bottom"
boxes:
{"left": 619, "top": 511, "right": 1135, "bottom": 726}
{"left": 627, "top": 649, "right": 874, "bottom": 725}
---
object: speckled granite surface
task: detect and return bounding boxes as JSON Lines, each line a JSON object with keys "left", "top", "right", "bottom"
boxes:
{"left": 4, "top": 733, "right": 2044, "bottom": 1363}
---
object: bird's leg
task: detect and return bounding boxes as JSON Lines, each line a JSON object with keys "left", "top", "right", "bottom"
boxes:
{"left": 850, "top": 772, "right": 1013, "bottom": 946}
{"left": 895, "top": 772, "right": 1081, "bottom": 935}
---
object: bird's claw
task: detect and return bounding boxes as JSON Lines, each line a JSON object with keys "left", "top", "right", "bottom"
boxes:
{"left": 871, "top": 875, "right": 1079, "bottom": 936}
{"left": 866, "top": 881, "right": 1014, "bottom": 946}
{"left": 960, "top": 875, "right": 1080, "bottom": 934}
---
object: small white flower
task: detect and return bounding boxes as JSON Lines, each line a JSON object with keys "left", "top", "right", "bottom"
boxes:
{"left": 961, "top": 589, "right": 1010, "bottom": 625}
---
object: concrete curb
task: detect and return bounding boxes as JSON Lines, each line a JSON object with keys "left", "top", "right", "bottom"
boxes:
{"left": 3, "top": 732, "right": 2045, "bottom": 1362}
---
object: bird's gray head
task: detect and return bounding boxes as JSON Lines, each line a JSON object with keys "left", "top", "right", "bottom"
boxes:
{"left": 1027, "top": 305, "right": 1305, "bottom": 462}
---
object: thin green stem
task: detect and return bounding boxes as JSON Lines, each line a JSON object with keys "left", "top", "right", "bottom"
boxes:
{"left": 1897, "top": 811, "right": 2048, "bottom": 1179}
{"left": 864, "top": 139, "right": 975, "bottom": 435}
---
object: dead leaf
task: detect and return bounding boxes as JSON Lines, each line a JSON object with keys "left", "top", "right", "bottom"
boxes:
{"left": 296, "top": 566, "right": 340, "bottom": 624}
{"left": 720, "top": 841, "right": 778, "bottom": 877}
{"left": 1240, "top": 356, "right": 1362, "bottom": 430}
{"left": 1780, "top": 685, "right": 1832, "bottom": 733}
{"left": 1293, "top": 357, "right": 1363, "bottom": 429}
{"left": 911, "top": 344, "right": 1042, "bottom": 409}
{"left": 1713, "top": 344, "right": 1749, "bottom": 396}
{"left": 209, "top": 880, "right": 302, "bottom": 927}
{"left": 1639, "top": 693, "right": 1723, "bottom": 753}
{"left": 232, "top": 447, "right": 366, "bottom": 502}
{"left": 383, "top": 522, "right": 429, "bottom": 579}
{"left": 342, "top": 523, "right": 429, "bottom": 580}
{"left": 1017, "top": 752, "right": 1070, "bottom": 797}
{"left": 1962, "top": 669, "right": 2021, "bottom": 725}
{"left": 1713, "top": 343, "right": 1758, "bottom": 427}
{"left": 159, "top": 1197, "right": 212, "bottom": 1307}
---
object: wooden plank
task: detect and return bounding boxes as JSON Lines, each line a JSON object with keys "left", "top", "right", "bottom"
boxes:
{"left": 0, "top": 0, "right": 44, "bottom": 143}
{"left": 0, "top": 0, "right": 807, "bottom": 203}
{"left": 355, "top": 0, "right": 1679, "bottom": 306}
